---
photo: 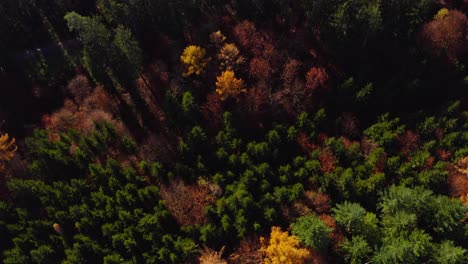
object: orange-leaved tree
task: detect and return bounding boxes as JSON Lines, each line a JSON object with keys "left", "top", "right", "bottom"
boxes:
{"left": 0, "top": 133, "right": 17, "bottom": 173}
{"left": 305, "top": 67, "right": 329, "bottom": 92}
{"left": 215, "top": 70, "right": 246, "bottom": 100}
{"left": 260, "top": 226, "right": 310, "bottom": 264}
{"left": 181, "top": 45, "right": 209, "bottom": 77}
{"left": 217, "top": 43, "right": 245, "bottom": 70}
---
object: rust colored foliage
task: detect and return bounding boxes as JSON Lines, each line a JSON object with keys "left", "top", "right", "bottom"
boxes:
{"left": 312, "top": 192, "right": 331, "bottom": 214}
{"left": 374, "top": 153, "right": 388, "bottom": 174}
{"left": 245, "top": 84, "right": 269, "bottom": 121}
{"left": 436, "top": 149, "right": 452, "bottom": 161}
{"left": 448, "top": 173, "right": 468, "bottom": 199}
{"left": 233, "top": 20, "right": 257, "bottom": 49}
{"left": 448, "top": 158, "right": 468, "bottom": 199}
{"left": 43, "top": 86, "right": 123, "bottom": 136}
{"left": 319, "top": 149, "right": 336, "bottom": 174}
{"left": 202, "top": 92, "right": 224, "bottom": 129}
{"left": 434, "top": 127, "right": 445, "bottom": 140}
{"left": 305, "top": 191, "right": 331, "bottom": 214}
{"left": 229, "top": 236, "right": 263, "bottom": 264}
{"left": 421, "top": 9, "right": 467, "bottom": 60}
{"left": 425, "top": 156, "right": 435, "bottom": 169}
{"left": 297, "top": 132, "right": 316, "bottom": 154}
{"left": 341, "top": 137, "right": 358, "bottom": 149}
{"left": 397, "top": 130, "right": 420, "bottom": 156}
{"left": 249, "top": 58, "right": 272, "bottom": 80}
{"left": 360, "top": 137, "right": 378, "bottom": 156}
{"left": 67, "top": 74, "right": 92, "bottom": 103}
{"left": 317, "top": 133, "right": 329, "bottom": 146}
{"left": 0, "top": 133, "right": 17, "bottom": 174}
{"left": 305, "top": 67, "right": 329, "bottom": 93}
{"left": 159, "top": 179, "right": 215, "bottom": 226}
{"left": 232, "top": 20, "right": 280, "bottom": 62}
{"left": 272, "top": 79, "right": 307, "bottom": 117}
{"left": 320, "top": 214, "right": 344, "bottom": 251}
{"left": 281, "top": 59, "right": 302, "bottom": 86}
{"left": 309, "top": 250, "right": 328, "bottom": 264}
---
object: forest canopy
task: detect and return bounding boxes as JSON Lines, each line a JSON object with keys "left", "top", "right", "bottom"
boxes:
{"left": 0, "top": 0, "right": 467, "bottom": 263}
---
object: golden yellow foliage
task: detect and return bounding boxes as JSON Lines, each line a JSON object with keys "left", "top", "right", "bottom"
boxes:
{"left": 217, "top": 43, "right": 245, "bottom": 70}
{"left": 461, "top": 194, "right": 468, "bottom": 206}
{"left": 210, "top": 31, "right": 226, "bottom": 47}
{"left": 181, "top": 45, "right": 209, "bottom": 77}
{"left": 0, "top": 133, "right": 17, "bottom": 173}
{"left": 435, "top": 8, "right": 449, "bottom": 20}
{"left": 260, "top": 226, "right": 310, "bottom": 264}
{"left": 455, "top": 156, "right": 468, "bottom": 176}
{"left": 215, "top": 70, "right": 246, "bottom": 101}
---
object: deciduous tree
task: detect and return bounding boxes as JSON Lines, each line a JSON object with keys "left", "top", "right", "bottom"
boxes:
{"left": 215, "top": 70, "right": 246, "bottom": 101}
{"left": 421, "top": 9, "right": 468, "bottom": 60}
{"left": 260, "top": 226, "right": 310, "bottom": 264}
{"left": 0, "top": 133, "right": 17, "bottom": 173}
{"left": 305, "top": 67, "right": 329, "bottom": 93}
{"left": 181, "top": 45, "right": 209, "bottom": 77}
{"left": 217, "top": 43, "right": 245, "bottom": 71}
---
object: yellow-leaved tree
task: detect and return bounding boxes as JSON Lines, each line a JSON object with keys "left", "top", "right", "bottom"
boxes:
{"left": 0, "top": 133, "right": 17, "bottom": 173}
{"left": 260, "top": 226, "right": 310, "bottom": 264}
{"left": 181, "top": 45, "right": 209, "bottom": 77}
{"left": 435, "top": 8, "right": 449, "bottom": 20}
{"left": 215, "top": 70, "right": 246, "bottom": 101}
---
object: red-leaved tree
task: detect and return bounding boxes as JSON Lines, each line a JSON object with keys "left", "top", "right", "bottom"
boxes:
{"left": 305, "top": 67, "right": 329, "bottom": 93}
{"left": 421, "top": 9, "right": 467, "bottom": 60}
{"left": 202, "top": 92, "right": 224, "bottom": 129}
{"left": 245, "top": 84, "right": 270, "bottom": 123}
{"left": 249, "top": 58, "right": 272, "bottom": 80}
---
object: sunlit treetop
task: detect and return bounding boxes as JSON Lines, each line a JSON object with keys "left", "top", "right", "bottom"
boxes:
{"left": 181, "top": 45, "right": 210, "bottom": 77}
{"left": 215, "top": 70, "right": 246, "bottom": 101}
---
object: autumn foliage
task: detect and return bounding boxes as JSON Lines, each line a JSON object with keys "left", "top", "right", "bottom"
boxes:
{"left": 319, "top": 149, "right": 336, "bottom": 173}
{"left": 305, "top": 67, "right": 329, "bottom": 93}
{"left": 232, "top": 20, "right": 257, "bottom": 50}
{"left": 260, "top": 226, "right": 310, "bottom": 264}
{"left": 210, "top": 31, "right": 227, "bottom": 47}
{"left": 397, "top": 130, "right": 421, "bottom": 157}
{"left": 181, "top": 45, "right": 209, "bottom": 76}
{"left": 0, "top": 133, "right": 17, "bottom": 173}
{"left": 199, "top": 247, "right": 227, "bottom": 264}
{"left": 245, "top": 85, "right": 269, "bottom": 121}
{"left": 215, "top": 70, "right": 246, "bottom": 100}
{"left": 249, "top": 58, "right": 272, "bottom": 80}
{"left": 217, "top": 43, "right": 245, "bottom": 70}
{"left": 281, "top": 59, "right": 302, "bottom": 87}
{"left": 202, "top": 92, "right": 224, "bottom": 128}
{"left": 421, "top": 9, "right": 468, "bottom": 60}
{"left": 159, "top": 179, "right": 215, "bottom": 226}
